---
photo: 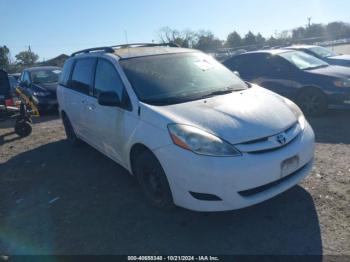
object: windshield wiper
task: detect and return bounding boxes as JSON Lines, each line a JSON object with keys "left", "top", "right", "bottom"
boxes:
{"left": 144, "top": 86, "right": 243, "bottom": 106}
{"left": 145, "top": 96, "right": 192, "bottom": 106}
{"left": 199, "top": 88, "right": 235, "bottom": 99}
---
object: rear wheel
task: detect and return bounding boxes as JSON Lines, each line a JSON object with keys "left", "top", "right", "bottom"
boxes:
{"left": 133, "top": 150, "right": 174, "bottom": 210}
{"left": 14, "top": 120, "right": 32, "bottom": 137}
{"left": 62, "top": 114, "right": 81, "bottom": 146}
{"left": 297, "top": 89, "right": 328, "bottom": 116}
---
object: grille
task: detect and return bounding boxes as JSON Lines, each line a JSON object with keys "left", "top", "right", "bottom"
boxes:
{"left": 235, "top": 122, "right": 301, "bottom": 153}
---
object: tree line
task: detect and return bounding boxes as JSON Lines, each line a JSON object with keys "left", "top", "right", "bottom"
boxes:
{"left": 0, "top": 46, "right": 39, "bottom": 73}
{"left": 159, "top": 21, "right": 350, "bottom": 51}
{"left": 1, "top": 21, "right": 350, "bottom": 73}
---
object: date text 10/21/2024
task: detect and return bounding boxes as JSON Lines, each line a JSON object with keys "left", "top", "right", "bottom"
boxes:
{"left": 127, "top": 256, "right": 220, "bottom": 261}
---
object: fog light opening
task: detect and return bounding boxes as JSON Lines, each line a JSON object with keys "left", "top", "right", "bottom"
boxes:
{"left": 189, "top": 192, "right": 222, "bottom": 201}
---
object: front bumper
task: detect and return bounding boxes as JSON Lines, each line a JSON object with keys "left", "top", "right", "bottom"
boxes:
{"left": 153, "top": 122, "right": 315, "bottom": 212}
{"left": 327, "top": 89, "right": 350, "bottom": 109}
{"left": 32, "top": 96, "right": 58, "bottom": 110}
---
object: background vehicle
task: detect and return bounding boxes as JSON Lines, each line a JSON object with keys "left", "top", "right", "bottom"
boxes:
{"left": 0, "top": 69, "right": 33, "bottom": 137}
{"left": 57, "top": 44, "right": 314, "bottom": 212}
{"left": 8, "top": 73, "right": 20, "bottom": 96}
{"left": 19, "top": 66, "right": 62, "bottom": 112}
{"left": 285, "top": 45, "right": 350, "bottom": 67}
{"left": 223, "top": 50, "right": 350, "bottom": 116}
{"left": 0, "top": 69, "right": 12, "bottom": 103}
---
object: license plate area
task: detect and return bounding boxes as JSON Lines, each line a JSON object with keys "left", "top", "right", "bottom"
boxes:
{"left": 281, "top": 155, "right": 299, "bottom": 177}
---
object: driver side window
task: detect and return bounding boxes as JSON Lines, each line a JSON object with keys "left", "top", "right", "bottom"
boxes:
{"left": 265, "top": 56, "right": 292, "bottom": 74}
{"left": 22, "top": 72, "right": 31, "bottom": 86}
{"left": 93, "top": 59, "right": 131, "bottom": 110}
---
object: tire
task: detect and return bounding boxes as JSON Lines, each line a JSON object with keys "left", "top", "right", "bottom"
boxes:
{"left": 133, "top": 151, "right": 174, "bottom": 210}
{"left": 62, "top": 114, "right": 81, "bottom": 146}
{"left": 297, "top": 89, "right": 328, "bottom": 116}
{"left": 14, "top": 120, "right": 32, "bottom": 137}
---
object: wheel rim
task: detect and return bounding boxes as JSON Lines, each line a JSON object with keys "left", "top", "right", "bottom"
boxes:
{"left": 142, "top": 165, "right": 165, "bottom": 204}
{"left": 17, "top": 123, "right": 30, "bottom": 136}
{"left": 300, "top": 94, "right": 322, "bottom": 115}
{"left": 20, "top": 126, "right": 28, "bottom": 134}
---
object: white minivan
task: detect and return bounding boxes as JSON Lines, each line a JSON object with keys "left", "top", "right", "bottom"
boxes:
{"left": 57, "top": 43, "right": 315, "bottom": 212}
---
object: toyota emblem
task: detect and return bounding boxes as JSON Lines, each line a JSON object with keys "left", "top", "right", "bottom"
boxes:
{"left": 276, "top": 133, "right": 287, "bottom": 145}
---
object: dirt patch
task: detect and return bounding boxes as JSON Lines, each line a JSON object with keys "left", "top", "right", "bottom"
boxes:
{"left": 0, "top": 110, "right": 349, "bottom": 255}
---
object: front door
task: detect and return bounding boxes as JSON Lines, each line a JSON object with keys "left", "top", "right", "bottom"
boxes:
{"left": 256, "top": 56, "right": 300, "bottom": 100}
{"left": 84, "top": 58, "right": 132, "bottom": 164}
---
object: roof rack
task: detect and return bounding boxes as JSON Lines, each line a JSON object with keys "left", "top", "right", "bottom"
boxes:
{"left": 71, "top": 46, "right": 115, "bottom": 57}
{"left": 71, "top": 42, "right": 180, "bottom": 57}
{"left": 111, "top": 42, "right": 180, "bottom": 49}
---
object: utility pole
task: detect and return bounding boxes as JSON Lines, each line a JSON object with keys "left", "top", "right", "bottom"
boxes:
{"left": 124, "top": 30, "right": 129, "bottom": 45}
{"left": 307, "top": 17, "right": 312, "bottom": 28}
{"left": 7, "top": 48, "right": 13, "bottom": 65}
{"left": 28, "top": 45, "right": 34, "bottom": 65}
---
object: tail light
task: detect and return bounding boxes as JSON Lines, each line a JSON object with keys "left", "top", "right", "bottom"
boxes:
{"left": 5, "top": 98, "right": 14, "bottom": 107}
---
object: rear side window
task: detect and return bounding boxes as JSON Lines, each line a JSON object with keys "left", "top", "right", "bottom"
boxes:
{"left": 70, "top": 58, "right": 96, "bottom": 94}
{"left": 59, "top": 59, "right": 74, "bottom": 86}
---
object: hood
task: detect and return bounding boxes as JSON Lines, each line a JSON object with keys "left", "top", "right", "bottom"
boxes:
{"left": 307, "top": 65, "right": 350, "bottom": 79}
{"left": 329, "top": 54, "right": 350, "bottom": 61}
{"left": 327, "top": 55, "right": 350, "bottom": 66}
{"left": 142, "top": 86, "right": 297, "bottom": 145}
{"left": 32, "top": 82, "right": 58, "bottom": 92}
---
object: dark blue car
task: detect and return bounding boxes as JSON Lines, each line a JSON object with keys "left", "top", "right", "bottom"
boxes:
{"left": 284, "top": 45, "right": 350, "bottom": 67}
{"left": 223, "top": 49, "right": 350, "bottom": 115}
{"left": 19, "top": 66, "right": 62, "bottom": 112}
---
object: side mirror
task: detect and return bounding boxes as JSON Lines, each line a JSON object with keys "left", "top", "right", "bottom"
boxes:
{"left": 233, "top": 71, "right": 240, "bottom": 78}
{"left": 98, "top": 91, "right": 121, "bottom": 107}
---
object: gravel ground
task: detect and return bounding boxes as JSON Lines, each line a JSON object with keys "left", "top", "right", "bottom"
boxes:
{"left": 0, "top": 110, "right": 349, "bottom": 256}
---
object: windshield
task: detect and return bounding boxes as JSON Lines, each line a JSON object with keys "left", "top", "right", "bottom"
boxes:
{"left": 279, "top": 51, "right": 329, "bottom": 70}
{"left": 31, "top": 69, "right": 61, "bottom": 84}
{"left": 120, "top": 52, "right": 247, "bottom": 105}
{"left": 309, "top": 46, "right": 337, "bottom": 58}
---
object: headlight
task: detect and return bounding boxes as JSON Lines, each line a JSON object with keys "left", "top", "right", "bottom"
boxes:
{"left": 33, "top": 91, "right": 50, "bottom": 96}
{"left": 334, "top": 79, "right": 350, "bottom": 88}
{"left": 167, "top": 124, "right": 241, "bottom": 157}
{"left": 283, "top": 98, "right": 306, "bottom": 130}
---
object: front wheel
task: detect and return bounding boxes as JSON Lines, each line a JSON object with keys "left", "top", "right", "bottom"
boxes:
{"left": 134, "top": 151, "right": 174, "bottom": 210}
{"left": 297, "top": 89, "right": 328, "bottom": 116}
{"left": 62, "top": 114, "right": 81, "bottom": 146}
